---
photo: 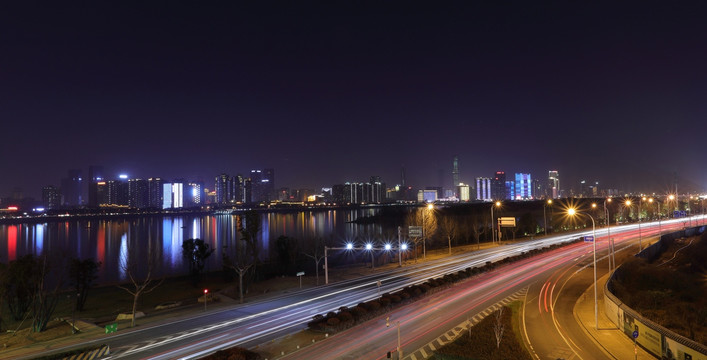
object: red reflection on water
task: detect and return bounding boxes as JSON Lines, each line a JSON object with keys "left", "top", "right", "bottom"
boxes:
{"left": 8, "top": 225, "right": 17, "bottom": 261}
{"left": 97, "top": 223, "right": 106, "bottom": 266}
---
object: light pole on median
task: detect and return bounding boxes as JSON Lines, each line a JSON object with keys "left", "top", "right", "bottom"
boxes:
{"left": 604, "top": 198, "right": 613, "bottom": 272}
{"left": 568, "top": 205, "right": 598, "bottom": 330}
{"left": 386, "top": 317, "right": 402, "bottom": 359}
{"left": 543, "top": 199, "right": 553, "bottom": 236}
{"left": 324, "top": 243, "right": 407, "bottom": 285}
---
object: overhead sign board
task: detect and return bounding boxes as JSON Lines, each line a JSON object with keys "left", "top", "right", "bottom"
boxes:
{"left": 408, "top": 226, "right": 423, "bottom": 237}
{"left": 296, "top": 272, "right": 305, "bottom": 276}
{"left": 499, "top": 217, "right": 516, "bottom": 227}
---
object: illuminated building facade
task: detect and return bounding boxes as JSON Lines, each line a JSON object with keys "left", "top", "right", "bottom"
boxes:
{"left": 128, "top": 179, "right": 149, "bottom": 208}
{"left": 475, "top": 177, "right": 492, "bottom": 201}
{"left": 458, "top": 183, "right": 470, "bottom": 201}
{"left": 514, "top": 173, "right": 532, "bottom": 200}
{"left": 548, "top": 170, "right": 560, "bottom": 199}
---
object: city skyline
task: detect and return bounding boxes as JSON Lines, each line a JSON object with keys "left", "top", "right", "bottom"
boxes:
{"left": 2, "top": 2, "right": 707, "bottom": 199}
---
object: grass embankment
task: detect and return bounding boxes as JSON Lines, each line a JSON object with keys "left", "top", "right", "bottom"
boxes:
{"left": 610, "top": 232, "right": 707, "bottom": 344}
{"left": 432, "top": 301, "right": 531, "bottom": 360}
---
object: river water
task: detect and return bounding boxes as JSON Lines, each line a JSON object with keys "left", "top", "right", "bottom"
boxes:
{"left": 0, "top": 208, "right": 391, "bottom": 284}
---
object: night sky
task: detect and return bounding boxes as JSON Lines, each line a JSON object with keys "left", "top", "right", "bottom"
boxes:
{"left": 2, "top": 1, "right": 707, "bottom": 199}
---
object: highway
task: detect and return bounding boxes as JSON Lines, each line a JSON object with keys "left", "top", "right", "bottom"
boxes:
{"left": 41, "top": 215, "right": 702, "bottom": 360}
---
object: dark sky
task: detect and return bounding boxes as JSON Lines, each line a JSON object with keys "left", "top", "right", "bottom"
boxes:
{"left": 2, "top": 1, "right": 707, "bottom": 198}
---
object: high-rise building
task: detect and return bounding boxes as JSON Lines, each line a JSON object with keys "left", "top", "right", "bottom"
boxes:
{"left": 128, "top": 179, "right": 149, "bottom": 208}
{"left": 452, "top": 156, "right": 460, "bottom": 195}
{"left": 88, "top": 165, "right": 104, "bottom": 208}
{"left": 61, "top": 169, "right": 83, "bottom": 206}
{"left": 162, "top": 183, "right": 173, "bottom": 209}
{"left": 548, "top": 171, "right": 560, "bottom": 199}
{"left": 148, "top": 177, "right": 163, "bottom": 208}
{"left": 418, "top": 189, "right": 438, "bottom": 203}
{"left": 492, "top": 171, "right": 506, "bottom": 200}
{"left": 187, "top": 182, "right": 203, "bottom": 206}
{"left": 475, "top": 177, "right": 492, "bottom": 201}
{"left": 249, "top": 170, "right": 263, "bottom": 203}
{"left": 458, "top": 183, "right": 470, "bottom": 201}
{"left": 262, "top": 168, "right": 275, "bottom": 202}
{"left": 215, "top": 174, "right": 230, "bottom": 205}
{"left": 42, "top": 185, "right": 61, "bottom": 209}
{"left": 515, "top": 173, "right": 532, "bottom": 200}
{"left": 172, "top": 182, "right": 184, "bottom": 208}
{"left": 505, "top": 180, "right": 515, "bottom": 200}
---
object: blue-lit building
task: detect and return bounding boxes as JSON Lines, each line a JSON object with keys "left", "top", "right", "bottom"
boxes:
{"left": 514, "top": 173, "right": 532, "bottom": 200}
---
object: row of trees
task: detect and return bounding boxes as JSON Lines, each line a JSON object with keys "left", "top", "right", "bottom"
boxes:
{"left": 0, "top": 255, "right": 100, "bottom": 332}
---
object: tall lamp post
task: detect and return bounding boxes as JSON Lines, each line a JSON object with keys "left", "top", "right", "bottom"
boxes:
{"left": 543, "top": 199, "right": 553, "bottom": 236}
{"left": 568, "top": 205, "right": 598, "bottom": 330}
{"left": 423, "top": 203, "right": 434, "bottom": 259}
{"left": 386, "top": 317, "right": 402, "bottom": 359}
{"left": 625, "top": 199, "right": 642, "bottom": 253}
{"left": 604, "top": 198, "right": 613, "bottom": 272}
{"left": 490, "top": 201, "right": 501, "bottom": 243}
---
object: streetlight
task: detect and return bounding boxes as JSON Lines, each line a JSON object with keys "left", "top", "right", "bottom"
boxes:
{"left": 543, "top": 199, "right": 553, "bottom": 236}
{"left": 625, "top": 199, "right": 642, "bottom": 252}
{"left": 491, "top": 201, "right": 501, "bottom": 243}
{"left": 386, "top": 316, "right": 402, "bottom": 359}
{"left": 567, "top": 206, "right": 598, "bottom": 330}
{"left": 423, "top": 204, "right": 434, "bottom": 259}
{"left": 203, "top": 289, "right": 208, "bottom": 311}
{"left": 604, "top": 198, "right": 614, "bottom": 273}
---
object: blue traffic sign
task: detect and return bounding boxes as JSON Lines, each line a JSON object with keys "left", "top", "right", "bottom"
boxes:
{"left": 583, "top": 236, "right": 594, "bottom": 242}
{"left": 633, "top": 330, "right": 639, "bottom": 338}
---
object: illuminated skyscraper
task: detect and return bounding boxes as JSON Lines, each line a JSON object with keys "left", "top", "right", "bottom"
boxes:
{"left": 548, "top": 171, "right": 560, "bottom": 199}
{"left": 458, "top": 183, "right": 470, "bottom": 201}
{"left": 452, "top": 156, "right": 459, "bottom": 195}
{"left": 128, "top": 179, "right": 149, "bottom": 208}
{"left": 515, "top": 173, "right": 532, "bottom": 200}
{"left": 215, "top": 174, "right": 230, "bottom": 205}
{"left": 262, "top": 168, "right": 275, "bottom": 202}
{"left": 148, "top": 177, "right": 163, "bottom": 208}
{"left": 475, "top": 177, "right": 492, "bottom": 201}
{"left": 249, "top": 170, "right": 263, "bottom": 203}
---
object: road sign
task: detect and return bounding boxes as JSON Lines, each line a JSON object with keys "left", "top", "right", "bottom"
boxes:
{"left": 499, "top": 217, "right": 516, "bottom": 227}
{"left": 105, "top": 323, "right": 118, "bottom": 334}
{"left": 408, "top": 226, "right": 423, "bottom": 237}
{"left": 296, "top": 271, "right": 305, "bottom": 276}
{"left": 583, "top": 236, "right": 594, "bottom": 242}
{"left": 632, "top": 330, "right": 639, "bottom": 338}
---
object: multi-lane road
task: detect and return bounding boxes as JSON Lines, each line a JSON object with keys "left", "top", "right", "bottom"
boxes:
{"left": 34, "top": 216, "right": 703, "bottom": 360}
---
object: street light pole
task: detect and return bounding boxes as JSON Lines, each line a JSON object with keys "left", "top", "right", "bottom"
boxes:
{"left": 543, "top": 199, "right": 552, "bottom": 236}
{"left": 324, "top": 246, "right": 329, "bottom": 285}
{"left": 386, "top": 317, "right": 402, "bottom": 359}
{"left": 568, "top": 206, "right": 598, "bottom": 330}
{"left": 604, "top": 199, "right": 613, "bottom": 272}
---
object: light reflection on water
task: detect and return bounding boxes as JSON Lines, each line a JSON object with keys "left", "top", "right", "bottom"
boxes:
{"left": 0, "top": 209, "right": 386, "bottom": 284}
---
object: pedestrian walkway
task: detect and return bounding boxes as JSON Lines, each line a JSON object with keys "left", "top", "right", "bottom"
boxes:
{"left": 574, "top": 273, "right": 655, "bottom": 359}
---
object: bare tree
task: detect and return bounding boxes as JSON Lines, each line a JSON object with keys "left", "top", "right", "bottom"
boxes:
{"left": 493, "top": 307, "right": 505, "bottom": 348}
{"left": 439, "top": 215, "right": 458, "bottom": 255}
{"left": 303, "top": 237, "right": 326, "bottom": 286}
{"left": 222, "top": 252, "right": 252, "bottom": 304}
{"left": 117, "top": 240, "right": 163, "bottom": 328}
{"left": 469, "top": 213, "right": 487, "bottom": 250}
{"left": 31, "top": 254, "right": 65, "bottom": 332}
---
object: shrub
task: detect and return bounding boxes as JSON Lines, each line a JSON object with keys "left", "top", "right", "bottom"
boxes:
{"left": 390, "top": 295, "right": 401, "bottom": 303}
{"left": 351, "top": 306, "right": 368, "bottom": 320}
{"left": 399, "top": 292, "right": 411, "bottom": 300}
{"left": 365, "top": 300, "right": 381, "bottom": 312}
{"left": 326, "top": 317, "right": 340, "bottom": 326}
{"left": 338, "top": 311, "right": 354, "bottom": 324}
{"left": 379, "top": 297, "right": 391, "bottom": 308}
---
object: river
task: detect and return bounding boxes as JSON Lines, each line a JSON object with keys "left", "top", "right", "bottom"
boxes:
{"left": 0, "top": 208, "right": 394, "bottom": 284}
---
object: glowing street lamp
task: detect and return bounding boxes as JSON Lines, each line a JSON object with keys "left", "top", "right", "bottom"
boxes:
{"left": 604, "top": 198, "right": 614, "bottom": 272}
{"left": 543, "top": 199, "right": 553, "bottom": 236}
{"left": 491, "top": 201, "right": 502, "bottom": 243}
{"left": 366, "top": 243, "right": 375, "bottom": 269}
{"left": 568, "top": 206, "right": 598, "bottom": 330}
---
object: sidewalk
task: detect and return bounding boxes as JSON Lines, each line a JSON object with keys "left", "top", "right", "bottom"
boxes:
{"left": 574, "top": 273, "right": 655, "bottom": 359}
